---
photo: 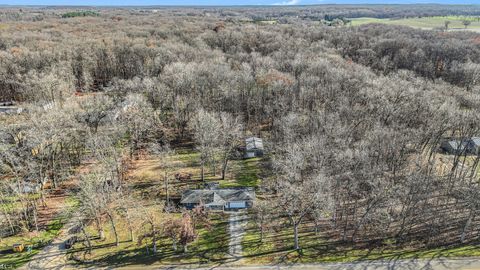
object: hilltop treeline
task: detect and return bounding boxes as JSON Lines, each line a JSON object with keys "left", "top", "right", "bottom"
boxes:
{"left": 1, "top": 8, "right": 480, "bottom": 254}
{"left": 2, "top": 4, "right": 480, "bottom": 22}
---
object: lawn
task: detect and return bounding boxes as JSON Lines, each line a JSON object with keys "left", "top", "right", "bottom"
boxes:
{"left": 66, "top": 142, "right": 265, "bottom": 267}
{"left": 0, "top": 216, "right": 64, "bottom": 269}
{"left": 128, "top": 146, "right": 263, "bottom": 197}
{"left": 67, "top": 143, "right": 261, "bottom": 267}
{"left": 241, "top": 214, "right": 480, "bottom": 264}
{"left": 70, "top": 212, "right": 230, "bottom": 268}
{"left": 0, "top": 193, "right": 77, "bottom": 269}
{"left": 350, "top": 16, "right": 480, "bottom": 31}
{"left": 218, "top": 157, "right": 262, "bottom": 188}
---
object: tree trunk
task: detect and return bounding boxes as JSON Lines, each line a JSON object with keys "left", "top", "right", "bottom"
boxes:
{"left": 96, "top": 218, "right": 105, "bottom": 240}
{"left": 221, "top": 158, "right": 229, "bottom": 180}
{"left": 172, "top": 238, "right": 177, "bottom": 251}
{"left": 107, "top": 212, "right": 119, "bottom": 246}
{"left": 212, "top": 157, "right": 217, "bottom": 176}
{"left": 125, "top": 208, "right": 135, "bottom": 242}
{"left": 130, "top": 228, "right": 135, "bottom": 243}
{"left": 201, "top": 161, "right": 205, "bottom": 182}
{"left": 81, "top": 226, "right": 92, "bottom": 254}
{"left": 32, "top": 200, "right": 39, "bottom": 232}
{"left": 461, "top": 210, "right": 474, "bottom": 243}
{"left": 260, "top": 225, "right": 264, "bottom": 242}
{"left": 164, "top": 171, "right": 169, "bottom": 206}
{"left": 152, "top": 228, "right": 157, "bottom": 253}
{"left": 293, "top": 223, "right": 300, "bottom": 250}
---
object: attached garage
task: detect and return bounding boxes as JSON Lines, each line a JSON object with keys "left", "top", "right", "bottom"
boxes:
{"left": 228, "top": 201, "right": 246, "bottom": 209}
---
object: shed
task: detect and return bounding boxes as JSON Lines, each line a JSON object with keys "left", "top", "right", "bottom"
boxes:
{"left": 245, "top": 137, "right": 264, "bottom": 158}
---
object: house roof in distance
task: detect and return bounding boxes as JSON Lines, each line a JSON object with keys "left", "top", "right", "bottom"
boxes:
{"left": 470, "top": 137, "right": 480, "bottom": 147}
{"left": 246, "top": 137, "right": 263, "bottom": 151}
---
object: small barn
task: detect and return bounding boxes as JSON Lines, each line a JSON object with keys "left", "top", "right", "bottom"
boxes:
{"left": 180, "top": 187, "right": 255, "bottom": 211}
{"left": 245, "top": 137, "right": 264, "bottom": 158}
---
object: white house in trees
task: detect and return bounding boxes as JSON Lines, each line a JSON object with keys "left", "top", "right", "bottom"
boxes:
{"left": 245, "top": 137, "right": 264, "bottom": 158}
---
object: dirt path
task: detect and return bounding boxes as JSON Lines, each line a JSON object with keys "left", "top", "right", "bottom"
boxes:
{"left": 19, "top": 219, "right": 76, "bottom": 270}
{"left": 228, "top": 211, "right": 248, "bottom": 259}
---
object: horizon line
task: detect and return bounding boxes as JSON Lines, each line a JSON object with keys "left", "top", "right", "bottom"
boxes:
{"left": 1, "top": 3, "right": 480, "bottom": 7}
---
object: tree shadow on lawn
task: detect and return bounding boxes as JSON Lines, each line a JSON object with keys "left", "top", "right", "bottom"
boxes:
{"left": 75, "top": 239, "right": 234, "bottom": 268}
{"left": 73, "top": 216, "right": 231, "bottom": 268}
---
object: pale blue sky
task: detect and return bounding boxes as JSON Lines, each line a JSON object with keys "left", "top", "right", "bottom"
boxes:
{"left": 1, "top": 0, "right": 480, "bottom": 6}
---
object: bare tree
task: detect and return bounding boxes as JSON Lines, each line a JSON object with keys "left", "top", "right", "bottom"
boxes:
{"left": 190, "top": 109, "right": 221, "bottom": 181}
{"left": 218, "top": 112, "right": 243, "bottom": 180}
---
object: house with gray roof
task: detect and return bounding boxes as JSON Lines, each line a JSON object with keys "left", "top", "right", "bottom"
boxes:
{"left": 441, "top": 139, "right": 469, "bottom": 155}
{"left": 441, "top": 137, "right": 480, "bottom": 155}
{"left": 180, "top": 187, "right": 255, "bottom": 211}
{"left": 245, "top": 137, "right": 264, "bottom": 158}
{"left": 0, "top": 106, "right": 23, "bottom": 115}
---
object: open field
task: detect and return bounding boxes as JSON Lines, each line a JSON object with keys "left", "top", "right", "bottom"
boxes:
{"left": 351, "top": 16, "right": 480, "bottom": 31}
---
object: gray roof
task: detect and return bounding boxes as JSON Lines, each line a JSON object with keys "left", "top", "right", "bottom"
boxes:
{"left": 0, "top": 106, "right": 23, "bottom": 115}
{"left": 180, "top": 188, "right": 255, "bottom": 205}
{"left": 246, "top": 137, "right": 263, "bottom": 151}
{"left": 470, "top": 137, "right": 480, "bottom": 147}
{"left": 443, "top": 140, "right": 468, "bottom": 151}
{"left": 11, "top": 182, "right": 41, "bottom": 194}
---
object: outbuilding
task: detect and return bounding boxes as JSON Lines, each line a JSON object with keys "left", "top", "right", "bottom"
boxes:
{"left": 245, "top": 137, "right": 264, "bottom": 158}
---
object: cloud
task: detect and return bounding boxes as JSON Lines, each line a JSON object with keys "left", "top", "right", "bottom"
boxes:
{"left": 273, "top": 0, "right": 300, "bottom": 5}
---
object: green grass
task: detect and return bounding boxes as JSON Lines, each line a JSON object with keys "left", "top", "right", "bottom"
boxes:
{"left": 350, "top": 16, "right": 480, "bottom": 30}
{"left": 241, "top": 214, "right": 480, "bottom": 264}
{"left": 72, "top": 146, "right": 260, "bottom": 267}
{"left": 0, "top": 217, "right": 65, "bottom": 269}
{"left": 219, "top": 158, "right": 261, "bottom": 188}
{"left": 61, "top": 11, "right": 99, "bottom": 18}
{"left": 70, "top": 213, "right": 230, "bottom": 267}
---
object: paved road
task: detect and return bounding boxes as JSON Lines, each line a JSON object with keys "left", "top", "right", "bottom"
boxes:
{"left": 227, "top": 211, "right": 248, "bottom": 259}
{"left": 130, "top": 258, "right": 480, "bottom": 269}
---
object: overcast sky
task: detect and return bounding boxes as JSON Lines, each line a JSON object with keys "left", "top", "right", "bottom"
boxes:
{"left": 1, "top": 0, "right": 480, "bottom": 6}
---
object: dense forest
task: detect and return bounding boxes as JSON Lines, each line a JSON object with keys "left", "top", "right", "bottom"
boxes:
{"left": 1, "top": 4, "right": 480, "bottom": 266}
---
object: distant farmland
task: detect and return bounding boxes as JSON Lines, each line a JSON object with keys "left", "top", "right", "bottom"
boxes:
{"left": 351, "top": 16, "right": 480, "bottom": 32}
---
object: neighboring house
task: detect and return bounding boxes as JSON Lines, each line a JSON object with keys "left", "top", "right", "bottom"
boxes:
{"left": 0, "top": 106, "right": 23, "bottom": 115}
{"left": 468, "top": 137, "right": 480, "bottom": 155}
{"left": 245, "top": 137, "right": 264, "bottom": 158}
{"left": 441, "top": 139, "right": 469, "bottom": 155}
{"left": 180, "top": 187, "right": 255, "bottom": 211}
{"left": 441, "top": 138, "right": 480, "bottom": 155}
{"left": 11, "top": 182, "right": 41, "bottom": 194}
